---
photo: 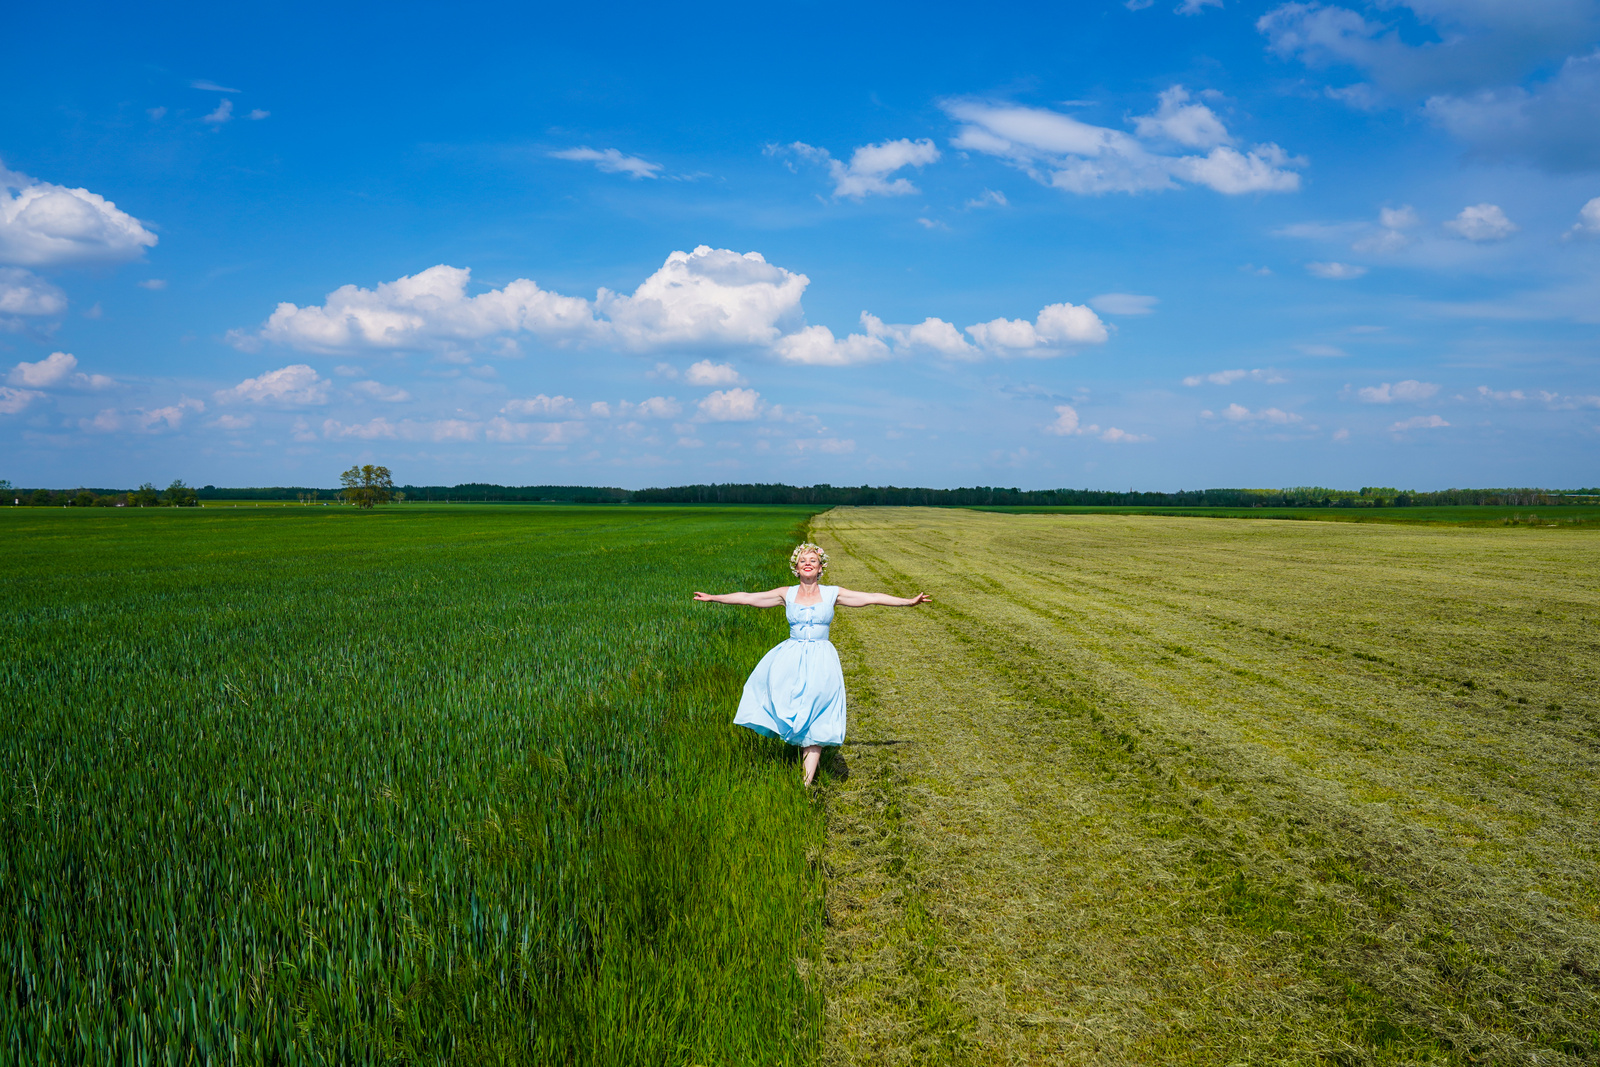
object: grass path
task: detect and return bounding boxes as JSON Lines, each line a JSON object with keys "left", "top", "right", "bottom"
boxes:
{"left": 812, "top": 508, "right": 1600, "bottom": 1065}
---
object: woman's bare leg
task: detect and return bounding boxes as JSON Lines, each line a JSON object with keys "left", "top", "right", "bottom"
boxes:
{"left": 801, "top": 745, "right": 822, "bottom": 785}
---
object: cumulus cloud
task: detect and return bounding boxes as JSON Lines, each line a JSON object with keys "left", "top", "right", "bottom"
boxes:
{"left": 216, "top": 364, "right": 330, "bottom": 405}
{"left": 244, "top": 246, "right": 805, "bottom": 355}
{"left": 9, "top": 351, "right": 112, "bottom": 389}
{"left": 684, "top": 359, "right": 743, "bottom": 386}
{"left": 1306, "top": 261, "right": 1367, "bottom": 279}
{"left": 697, "top": 387, "right": 765, "bottom": 421}
{"left": 1183, "top": 367, "right": 1286, "bottom": 386}
{"left": 238, "top": 245, "right": 1110, "bottom": 368}
{"left": 966, "top": 302, "right": 1109, "bottom": 353}
{"left": 779, "top": 138, "right": 941, "bottom": 198}
{"left": 966, "top": 188, "right": 1009, "bottom": 209}
{"left": 944, "top": 91, "right": 1304, "bottom": 196}
{"left": 550, "top": 146, "right": 664, "bottom": 179}
{"left": 0, "top": 162, "right": 158, "bottom": 266}
{"left": 793, "top": 437, "right": 856, "bottom": 453}
{"left": 0, "top": 268, "right": 67, "bottom": 319}
{"left": 1390, "top": 414, "right": 1449, "bottom": 431}
{"left": 1444, "top": 203, "right": 1517, "bottom": 241}
{"left": 0, "top": 386, "right": 40, "bottom": 414}
{"left": 618, "top": 396, "right": 682, "bottom": 418}
{"left": 1045, "top": 404, "right": 1092, "bottom": 435}
{"left": 1090, "top": 292, "right": 1158, "bottom": 315}
{"left": 1566, "top": 196, "right": 1600, "bottom": 238}
{"left": 203, "top": 100, "right": 234, "bottom": 125}
{"left": 1357, "top": 379, "right": 1440, "bottom": 403}
{"left": 1099, "top": 426, "right": 1154, "bottom": 442}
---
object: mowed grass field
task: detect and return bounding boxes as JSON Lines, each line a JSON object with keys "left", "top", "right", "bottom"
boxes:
{"left": 1, "top": 505, "right": 828, "bottom": 1065}
{"left": 970, "top": 504, "right": 1600, "bottom": 527}
{"left": 814, "top": 508, "right": 1600, "bottom": 1065}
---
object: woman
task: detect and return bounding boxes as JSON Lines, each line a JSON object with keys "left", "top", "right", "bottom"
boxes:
{"left": 693, "top": 542, "right": 931, "bottom": 785}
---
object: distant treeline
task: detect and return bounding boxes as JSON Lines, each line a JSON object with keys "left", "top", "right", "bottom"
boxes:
{"left": 7, "top": 480, "right": 1597, "bottom": 508}
{"left": 628, "top": 483, "right": 1600, "bottom": 508}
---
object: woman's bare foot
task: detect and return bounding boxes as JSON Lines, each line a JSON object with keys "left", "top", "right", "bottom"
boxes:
{"left": 801, "top": 744, "right": 822, "bottom": 785}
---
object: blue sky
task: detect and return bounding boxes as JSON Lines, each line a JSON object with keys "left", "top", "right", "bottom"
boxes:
{"left": 3, "top": 0, "right": 1598, "bottom": 491}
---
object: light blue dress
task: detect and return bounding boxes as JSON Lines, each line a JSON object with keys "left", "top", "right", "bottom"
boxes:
{"left": 733, "top": 584, "right": 847, "bottom": 747}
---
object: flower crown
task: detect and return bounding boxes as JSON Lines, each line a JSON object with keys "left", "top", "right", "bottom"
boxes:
{"left": 789, "top": 542, "right": 829, "bottom": 575}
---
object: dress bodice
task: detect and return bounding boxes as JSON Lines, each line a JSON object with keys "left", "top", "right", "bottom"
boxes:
{"left": 785, "top": 584, "right": 837, "bottom": 641}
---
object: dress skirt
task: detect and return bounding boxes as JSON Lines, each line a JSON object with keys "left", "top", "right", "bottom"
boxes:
{"left": 733, "top": 637, "right": 847, "bottom": 747}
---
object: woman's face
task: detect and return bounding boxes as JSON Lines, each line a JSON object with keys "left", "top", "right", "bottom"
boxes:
{"left": 794, "top": 551, "right": 823, "bottom": 578}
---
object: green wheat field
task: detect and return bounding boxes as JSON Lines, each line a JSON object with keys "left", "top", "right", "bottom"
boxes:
{"left": 3, "top": 504, "right": 1598, "bottom": 1065}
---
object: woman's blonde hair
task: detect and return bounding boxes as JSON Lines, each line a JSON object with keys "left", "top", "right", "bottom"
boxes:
{"left": 789, "top": 542, "right": 829, "bottom": 575}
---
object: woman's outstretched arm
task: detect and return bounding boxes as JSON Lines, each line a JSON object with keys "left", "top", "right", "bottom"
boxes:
{"left": 834, "top": 588, "right": 932, "bottom": 608}
{"left": 693, "top": 588, "right": 789, "bottom": 607}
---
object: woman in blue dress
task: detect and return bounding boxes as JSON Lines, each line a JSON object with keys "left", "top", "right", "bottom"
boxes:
{"left": 693, "top": 542, "right": 931, "bottom": 785}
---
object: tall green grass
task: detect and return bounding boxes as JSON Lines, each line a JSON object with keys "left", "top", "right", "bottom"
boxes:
{"left": 1, "top": 505, "right": 826, "bottom": 1064}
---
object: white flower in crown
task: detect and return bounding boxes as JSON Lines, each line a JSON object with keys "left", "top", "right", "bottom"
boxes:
{"left": 789, "top": 542, "right": 829, "bottom": 575}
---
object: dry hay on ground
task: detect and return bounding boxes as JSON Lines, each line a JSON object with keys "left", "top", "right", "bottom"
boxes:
{"left": 814, "top": 508, "right": 1600, "bottom": 1066}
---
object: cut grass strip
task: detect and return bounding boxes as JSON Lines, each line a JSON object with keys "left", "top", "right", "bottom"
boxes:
{"left": 815, "top": 508, "right": 1600, "bottom": 1065}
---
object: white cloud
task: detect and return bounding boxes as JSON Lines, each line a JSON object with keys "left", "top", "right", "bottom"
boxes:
{"left": 549, "top": 147, "right": 664, "bottom": 179}
{"left": 684, "top": 359, "right": 743, "bottom": 386}
{"left": 965, "top": 302, "right": 1109, "bottom": 353}
{"left": 351, "top": 379, "right": 411, "bottom": 403}
{"left": 1306, "top": 261, "right": 1367, "bottom": 279}
{"left": 772, "top": 324, "right": 893, "bottom": 366}
{"left": 1221, "top": 403, "right": 1302, "bottom": 423}
{"left": 0, "top": 386, "right": 40, "bottom": 414}
{"left": 1444, "top": 203, "right": 1517, "bottom": 241}
{"left": 484, "top": 417, "right": 588, "bottom": 445}
{"left": 618, "top": 396, "right": 682, "bottom": 419}
{"left": 503, "top": 394, "right": 578, "bottom": 417}
{"left": 966, "top": 188, "right": 1009, "bottom": 208}
{"left": 1357, "top": 379, "right": 1440, "bottom": 403}
{"left": 1099, "top": 426, "right": 1154, "bottom": 442}
{"left": 217, "top": 364, "right": 330, "bottom": 405}
{"left": 1133, "top": 86, "right": 1231, "bottom": 148}
{"left": 239, "top": 245, "right": 1111, "bottom": 368}
{"left": 0, "top": 163, "right": 159, "bottom": 266}
{"left": 1567, "top": 196, "right": 1600, "bottom": 238}
{"left": 862, "top": 313, "right": 979, "bottom": 359}
{"left": 191, "top": 80, "right": 240, "bottom": 93}
{"left": 138, "top": 278, "right": 167, "bottom": 290}
{"left": 0, "top": 268, "right": 66, "bottom": 316}
{"left": 781, "top": 138, "right": 941, "bottom": 198}
{"left": 1045, "top": 404, "right": 1093, "bottom": 435}
{"left": 246, "top": 246, "right": 806, "bottom": 356}
{"left": 944, "top": 93, "right": 1304, "bottom": 196}
{"left": 1390, "top": 414, "right": 1450, "bottom": 431}
{"left": 248, "top": 109, "right": 270, "bottom": 121}
{"left": 1176, "top": 0, "right": 1223, "bottom": 13}
{"left": 9, "top": 351, "right": 112, "bottom": 390}
{"left": 697, "top": 387, "right": 765, "bottom": 421}
{"left": 1182, "top": 367, "right": 1286, "bottom": 386}
{"left": 1089, "top": 292, "right": 1158, "bottom": 315}
{"left": 203, "top": 100, "right": 234, "bottom": 125}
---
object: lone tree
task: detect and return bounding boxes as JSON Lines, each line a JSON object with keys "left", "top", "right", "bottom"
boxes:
{"left": 340, "top": 464, "right": 395, "bottom": 508}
